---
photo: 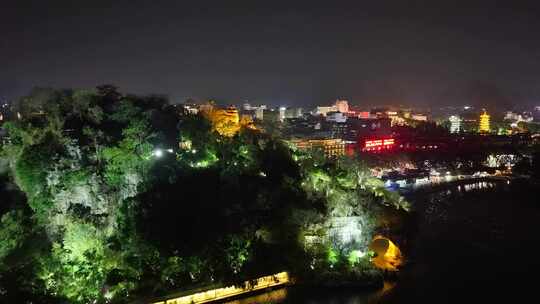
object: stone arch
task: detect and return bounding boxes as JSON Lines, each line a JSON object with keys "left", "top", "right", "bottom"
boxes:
{"left": 369, "top": 235, "right": 403, "bottom": 271}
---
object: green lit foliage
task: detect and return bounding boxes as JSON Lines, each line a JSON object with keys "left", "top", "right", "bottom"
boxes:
{"left": 300, "top": 155, "right": 410, "bottom": 216}
{"left": 307, "top": 242, "right": 381, "bottom": 285}
{"left": 0, "top": 87, "right": 176, "bottom": 303}
{"left": 347, "top": 250, "right": 361, "bottom": 266}
{"left": 36, "top": 220, "right": 140, "bottom": 303}
{"left": 327, "top": 247, "right": 339, "bottom": 266}
{"left": 13, "top": 134, "right": 65, "bottom": 214}
{"left": 294, "top": 151, "right": 409, "bottom": 279}
{"left": 347, "top": 249, "right": 375, "bottom": 268}
{"left": 102, "top": 101, "right": 157, "bottom": 188}
{"left": 39, "top": 244, "right": 107, "bottom": 303}
{"left": 161, "top": 255, "right": 187, "bottom": 287}
{"left": 63, "top": 221, "right": 106, "bottom": 258}
{"left": 176, "top": 115, "right": 265, "bottom": 173}
{"left": 102, "top": 121, "right": 153, "bottom": 188}
{"left": 0, "top": 210, "right": 29, "bottom": 264}
{"left": 176, "top": 114, "right": 220, "bottom": 169}
{"left": 224, "top": 235, "right": 251, "bottom": 274}
{"left": 303, "top": 169, "right": 332, "bottom": 196}
{"left": 14, "top": 143, "right": 51, "bottom": 202}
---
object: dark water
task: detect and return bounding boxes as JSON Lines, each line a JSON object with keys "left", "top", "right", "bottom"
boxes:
{"left": 226, "top": 179, "right": 540, "bottom": 303}
{"left": 223, "top": 283, "right": 395, "bottom": 304}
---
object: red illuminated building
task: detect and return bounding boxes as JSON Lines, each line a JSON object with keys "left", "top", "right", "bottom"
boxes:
{"left": 358, "top": 111, "right": 370, "bottom": 119}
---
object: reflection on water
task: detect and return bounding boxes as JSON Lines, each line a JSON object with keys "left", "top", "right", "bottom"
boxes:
{"left": 406, "top": 179, "right": 512, "bottom": 225}
{"left": 222, "top": 281, "right": 397, "bottom": 304}
{"left": 366, "top": 281, "right": 397, "bottom": 301}
{"left": 222, "top": 287, "right": 288, "bottom": 304}
{"left": 459, "top": 181, "right": 497, "bottom": 192}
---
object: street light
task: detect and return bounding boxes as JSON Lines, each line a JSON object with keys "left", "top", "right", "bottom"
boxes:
{"left": 153, "top": 149, "right": 164, "bottom": 158}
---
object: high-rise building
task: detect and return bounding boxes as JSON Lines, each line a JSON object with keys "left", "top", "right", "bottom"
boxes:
{"left": 255, "top": 108, "right": 264, "bottom": 120}
{"left": 335, "top": 99, "right": 349, "bottom": 113}
{"left": 402, "top": 110, "right": 412, "bottom": 119}
{"left": 534, "top": 106, "right": 540, "bottom": 121}
{"left": 326, "top": 111, "right": 347, "bottom": 123}
{"left": 198, "top": 103, "right": 215, "bottom": 114}
{"left": 504, "top": 111, "right": 533, "bottom": 123}
{"left": 241, "top": 104, "right": 266, "bottom": 120}
{"left": 449, "top": 115, "right": 462, "bottom": 133}
{"left": 289, "top": 138, "right": 346, "bottom": 158}
{"left": 314, "top": 106, "right": 337, "bottom": 116}
{"left": 285, "top": 107, "right": 303, "bottom": 119}
{"left": 263, "top": 108, "right": 280, "bottom": 122}
{"left": 279, "top": 107, "right": 286, "bottom": 122}
{"left": 479, "top": 110, "right": 490, "bottom": 133}
{"left": 411, "top": 113, "right": 428, "bottom": 121}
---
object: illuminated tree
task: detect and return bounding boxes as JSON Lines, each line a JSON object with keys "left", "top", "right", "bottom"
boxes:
{"left": 295, "top": 151, "right": 409, "bottom": 275}
{"left": 177, "top": 113, "right": 219, "bottom": 168}
{"left": 224, "top": 235, "right": 251, "bottom": 274}
{"left": 207, "top": 107, "right": 241, "bottom": 137}
{"left": 0, "top": 211, "right": 29, "bottom": 264}
{"left": 0, "top": 87, "right": 174, "bottom": 303}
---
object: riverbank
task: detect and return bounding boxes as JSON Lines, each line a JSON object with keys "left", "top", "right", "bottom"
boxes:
{"left": 398, "top": 175, "right": 511, "bottom": 195}
{"left": 147, "top": 272, "right": 291, "bottom": 304}
{"left": 145, "top": 269, "right": 389, "bottom": 304}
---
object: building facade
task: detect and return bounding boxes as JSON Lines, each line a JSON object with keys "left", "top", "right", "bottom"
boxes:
{"left": 449, "top": 115, "right": 462, "bottom": 133}
{"left": 289, "top": 138, "right": 346, "bottom": 158}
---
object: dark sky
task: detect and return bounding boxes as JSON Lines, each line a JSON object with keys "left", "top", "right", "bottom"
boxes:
{"left": 2, "top": 0, "right": 540, "bottom": 109}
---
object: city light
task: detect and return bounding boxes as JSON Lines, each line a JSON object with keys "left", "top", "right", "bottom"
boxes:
{"left": 449, "top": 115, "right": 461, "bottom": 133}
{"left": 152, "top": 148, "right": 174, "bottom": 158}
{"left": 358, "top": 111, "right": 370, "bottom": 119}
{"left": 479, "top": 110, "right": 491, "bottom": 133}
{"left": 153, "top": 149, "right": 163, "bottom": 158}
{"left": 364, "top": 138, "right": 394, "bottom": 151}
{"left": 152, "top": 272, "right": 290, "bottom": 304}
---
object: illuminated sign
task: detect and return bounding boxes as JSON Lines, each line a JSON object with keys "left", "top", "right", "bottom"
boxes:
{"left": 364, "top": 138, "right": 394, "bottom": 151}
{"left": 358, "top": 111, "right": 370, "bottom": 119}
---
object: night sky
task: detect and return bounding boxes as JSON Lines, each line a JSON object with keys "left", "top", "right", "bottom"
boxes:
{"left": 2, "top": 1, "right": 540, "bottom": 109}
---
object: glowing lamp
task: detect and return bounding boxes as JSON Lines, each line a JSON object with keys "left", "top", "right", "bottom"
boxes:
{"left": 153, "top": 149, "right": 163, "bottom": 158}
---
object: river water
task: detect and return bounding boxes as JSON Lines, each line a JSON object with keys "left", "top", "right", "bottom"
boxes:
{"left": 225, "top": 178, "right": 540, "bottom": 303}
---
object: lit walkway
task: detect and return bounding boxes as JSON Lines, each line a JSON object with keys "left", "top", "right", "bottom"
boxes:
{"left": 151, "top": 272, "right": 290, "bottom": 304}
